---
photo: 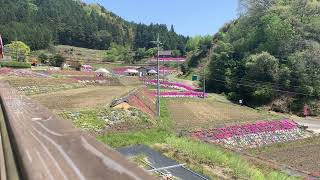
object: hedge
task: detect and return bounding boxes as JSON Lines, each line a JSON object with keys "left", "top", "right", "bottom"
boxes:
{"left": 0, "top": 61, "right": 31, "bottom": 69}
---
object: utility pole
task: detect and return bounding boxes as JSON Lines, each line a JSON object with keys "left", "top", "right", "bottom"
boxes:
{"left": 163, "top": 56, "right": 165, "bottom": 81}
{"left": 203, "top": 64, "right": 206, "bottom": 98}
{"left": 152, "top": 34, "right": 162, "bottom": 117}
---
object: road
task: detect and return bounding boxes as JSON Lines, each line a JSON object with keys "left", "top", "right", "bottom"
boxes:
{"left": 295, "top": 119, "right": 320, "bottom": 133}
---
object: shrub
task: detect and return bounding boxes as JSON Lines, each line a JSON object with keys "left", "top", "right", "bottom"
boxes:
{"left": 38, "top": 53, "right": 49, "bottom": 64}
{"left": 0, "top": 61, "right": 31, "bottom": 68}
{"left": 49, "top": 54, "right": 65, "bottom": 67}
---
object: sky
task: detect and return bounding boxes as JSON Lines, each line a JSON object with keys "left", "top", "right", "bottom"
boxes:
{"left": 83, "top": 0, "right": 239, "bottom": 37}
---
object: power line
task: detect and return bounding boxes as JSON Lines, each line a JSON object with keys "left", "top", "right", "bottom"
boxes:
{"left": 208, "top": 77, "right": 317, "bottom": 97}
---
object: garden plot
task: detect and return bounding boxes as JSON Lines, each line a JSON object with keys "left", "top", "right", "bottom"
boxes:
{"left": 61, "top": 107, "right": 151, "bottom": 134}
{"left": 191, "top": 119, "right": 310, "bottom": 150}
{"left": 4, "top": 77, "right": 86, "bottom": 95}
{"left": 32, "top": 86, "right": 136, "bottom": 112}
{"left": 167, "top": 98, "right": 273, "bottom": 130}
{"left": 249, "top": 136, "right": 320, "bottom": 177}
{"left": 0, "top": 68, "right": 49, "bottom": 78}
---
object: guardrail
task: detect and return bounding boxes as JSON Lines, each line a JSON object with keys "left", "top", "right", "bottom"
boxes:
{"left": 0, "top": 101, "right": 19, "bottom": 180}
{"left": 0, "top": 81, "right": 153, "bottom": 180}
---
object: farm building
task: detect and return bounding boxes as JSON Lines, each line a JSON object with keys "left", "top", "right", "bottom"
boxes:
{"left": 95, "top": 68, "right": 110, "bottom": 77}
{"left": 158, "top": 50, "right": 172, "bottom": 58}
{"left": 124, "top": 69, "right": 139, "bottom": 76}
{"left": 137, "top": 67, "right": 158, "bottom": 77}
{"left": 150, "top": 50, "right": 186, "bottom": 62}
{"left": 147, "top": 69, "right": 157, "bottom": 75}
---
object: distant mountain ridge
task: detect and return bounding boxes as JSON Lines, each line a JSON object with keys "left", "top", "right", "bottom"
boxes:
{"left": 0, "top": 0, "right": 187, "bottom": 52}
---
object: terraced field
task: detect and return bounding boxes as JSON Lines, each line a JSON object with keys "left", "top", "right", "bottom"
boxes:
{"left": 167, "top": 97, "right": 277, "bottom": 130}
{"left": 32, "top": 86, "right": 136, "bottom": 112}
{"left": 249, "top": 136, "right": 320, "bottom": 176}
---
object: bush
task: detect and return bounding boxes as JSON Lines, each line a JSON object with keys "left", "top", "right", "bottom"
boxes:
{"left": 0, "top": 61, "right": 31, "bottom": 68}
{"left": 49, "top": 54, "right": 65, "bottom": 67}
{"left": 38, "top": 53, "right": 49, "bottom": 64}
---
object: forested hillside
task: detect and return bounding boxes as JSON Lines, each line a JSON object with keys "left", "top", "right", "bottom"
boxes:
{"left": 0, "top": 0, "right": 187, "bottom": 52}
{"left": 204, "top": 0, "right": 320, "bottom": 113}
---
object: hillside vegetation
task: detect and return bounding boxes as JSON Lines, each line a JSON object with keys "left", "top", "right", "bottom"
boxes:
{"left": 0, "top": 0, "right": 187, "bottom": 52}
{"left": 203, "top": 0, "right": 320, "bottom": 113}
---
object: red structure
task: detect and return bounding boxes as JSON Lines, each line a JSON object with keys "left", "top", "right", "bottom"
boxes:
{"left": 0, "top": 35, "right": 3, "bottom": 59}
{"left": 151, "top": 50, "right": 186, "bottom": 62}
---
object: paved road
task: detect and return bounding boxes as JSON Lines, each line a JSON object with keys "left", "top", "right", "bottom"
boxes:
{"left": 0, "top": 81, "right": 153, "bottom": 180}
{"left": 295, "top": 119, "right": 320, "bottom": 133}
{"left": 118, "top": 145, "right": 210, "bottom": 180}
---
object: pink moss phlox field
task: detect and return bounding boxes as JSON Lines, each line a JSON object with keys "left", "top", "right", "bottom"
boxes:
{"left": 191, "top": 119, "right": 305, "bottom": 149}
{"left": 144, "top": 80, "right": 196, "bottom": 91}
{"left": 192, "top": 119, "right": 298, "bottom": 140}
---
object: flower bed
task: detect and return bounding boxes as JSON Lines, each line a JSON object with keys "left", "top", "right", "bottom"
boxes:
{"left": 72, "top": 76, "right": 120, "bottom": 85}
{"left": 153, "top": 91, "right": 207, "bottom": 98}
{"left": 0, "top": 67, "right": 13, "bottom": 74}
{"left": 17, "top": 83, "right": 86, "bottom": 95}
{"left": 10, "top": 69, "right": 49, "bottom": 78}
{"left": 191, "top": 119, "right": 307, "bottom": 150}
{"left": 48, "top": 70, "right": 96, "bottom": 76}
{"left": 145, "top": 80, "right": 208, "bottom": 98}
{"left": 144, "top": 80, "right": 196, "bottom": 91}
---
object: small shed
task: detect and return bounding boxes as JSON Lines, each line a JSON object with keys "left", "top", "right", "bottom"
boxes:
{"left": 159, "top": 50, "right": 172, "bottom": 57}
{"left": 95, "top": 68, "right": 110, "bottom": 77}
{"left": 124, "top": 69, "right": 139, "bottom": 76}
{"left": 137, "top": 67, "right": 148, "bottom": 77}
{"left": 147, "top": 69, "right": 157, "bottom": 75}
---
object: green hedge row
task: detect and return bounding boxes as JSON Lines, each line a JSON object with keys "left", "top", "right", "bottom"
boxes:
{"left": 0, "top": 61, "right": 31, "bottom": 69}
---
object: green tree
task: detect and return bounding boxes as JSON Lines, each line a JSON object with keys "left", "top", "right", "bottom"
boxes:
{"left": 49, "top": 54, "right": 65, "bottom": 67}
{"left": 104, "top": 43, "right": 133, "bottom": 64}
{"left": 4, "top": 41, "right": 30, "bottom": 62}
{"left": 245, "top": 52, "right": 279, "bottom": 82}
{"left": 145, "top": 48, "right": 157, "bottom": 57}
{"left": 134, "top": 48, "right": 146, "bottom": 62}
{"left": 38, "top": 53, "right": 48, "bottom": 64}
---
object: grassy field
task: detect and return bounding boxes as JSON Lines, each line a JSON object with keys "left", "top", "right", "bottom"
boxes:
{"left": 166, "top": 97, "right": 279, "bottom": 130}
{"left": 32, "top": 86, "right": 136, "bottom": 112}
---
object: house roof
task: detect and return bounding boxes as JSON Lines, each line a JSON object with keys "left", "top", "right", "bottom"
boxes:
{"left": 95, "top": 68, "right": 110, "bottom": 74}
{"left": 148, "top": 69, "right": 157, "bottom": 74}
{"left": 125, "top": 69, "right": 139, "bottom": 73}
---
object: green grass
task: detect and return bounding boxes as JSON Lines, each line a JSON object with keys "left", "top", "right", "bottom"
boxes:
{"left": 164, "top": 137, "right": 300, "bottom": 180}
{"left": 98, "top": 98, "right": 172, "bottom": 147}
{"left": 61, "top": 107, "right": 151, "bottom": 133}
{"left": 97, "top": 98, "right": 300, "bottom": 179}
{"left": 0, "top": 61, "right": 31, "bottom": 68}
{"left": 61, "top": 109, "right": 105, "bottom": 132}
{"left": 98, "top": 128, "right": 171, "bottom": 147}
